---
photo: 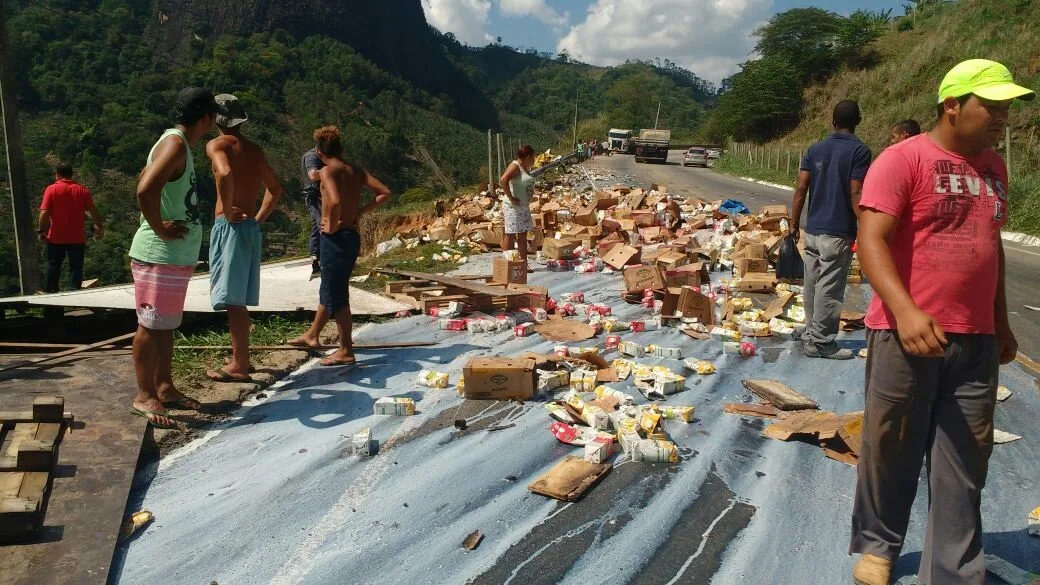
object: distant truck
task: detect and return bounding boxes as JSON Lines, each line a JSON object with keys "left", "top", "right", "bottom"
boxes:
{"left": 608, "top": 128, "right": 633, "bottom": 153}
{"left": 633, "top": 129, "right": 671, "bottom": 164}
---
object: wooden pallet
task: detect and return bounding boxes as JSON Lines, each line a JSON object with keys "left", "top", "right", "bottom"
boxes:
{"left": 0, "top": 397, "right": 72, "bottom": 537}
{"left": 384, "top": 273, "right": 528, "bottom": 312}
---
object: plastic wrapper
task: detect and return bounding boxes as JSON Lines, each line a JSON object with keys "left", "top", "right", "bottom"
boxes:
{"left": 737, "top": 309, "right": 765, "bottom": 323}
{"left": 545, "top": 402, "right": 578, "bottom": 424}
{"left": 785, "top": 305, "right": 806, "bottom": 323}
{"left": 439, "top": 318, "right": 468, "bottom": 331}
{"left": 560, "top": 291, "right": 585, "bottom": 303}
{"left": 723, "top": 342, "right": 742, "bottom": 355}
{"left": 739, "top": 321, "right": 771, "bottom": 337}
{"left": 417, "top": 369, "right": 449, "bottom": 389}
{"left": 537, "top": 369, "right": 570, "bottom": 391}
{"left": 653, "top": 371, "right": 686, "bottom": 395}
{"left": 584, "top": 438, "right": 614, "bottom": 464}
{"left": 550, "top": 421, "right": 613, "bottom": 447}
{"left": 711, "top": 327, "right": 742, "bottom": 342}
{"left": 569, "top": 369, "right": 597, "bottom": 393}
{"left": 374, "top": 397, "right": 416, "bottom": 416}
{"left": 618, "top": 341, "right": 645, "bottom": 358}
{"left": 611, "top": 359, "right": 633, "bottom": 380}
{"left": 730, "top": 297, "right": 754, "bottom": 312}
{"left": 632, "top": 439, "right": 679, "bottom": 463}
{"left": 684, "top": 359, "right": 716, "bottom": 375}
{"left": 657, "top": 405, "right": 695, "bottom": 423}
{"left": 595, "top": 385, "right": 634, "bottom": 406}
{"left": 646, "top": 345, "right": 683, "bottom": 359}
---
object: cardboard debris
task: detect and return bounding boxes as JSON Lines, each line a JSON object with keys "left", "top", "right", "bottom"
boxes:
{"left": 528, "top": 456, "right": 612, "bottom": 501}
{"left": 462, "top": 358, "right": 537, "bottom": 400}
{"left": 723, "top": 403, "right": 783, "bottom": 419}
{"left": 762, "top": 410, "right": 863, "bottom": 442}
{"left": 742, "top": 379, "right": 819, "bottom": 411}
{"left": 534, "top": 320, "right": 597, "bottom": 342}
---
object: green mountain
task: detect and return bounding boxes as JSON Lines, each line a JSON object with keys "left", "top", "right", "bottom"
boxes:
{"left": 0, "top": 0, "right": 718, "bottom": 296}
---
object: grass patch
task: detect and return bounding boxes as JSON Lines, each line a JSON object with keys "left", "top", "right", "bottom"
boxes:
{"left": 1007, "top": 173, "right": 1040, "bottom": 236}
{"left": 713, "top": 155, "right": 798, "bottom": 189}
{"left": 171, "top": 314, "right": 314, "bottom": 386}
{"left": 354, "top": 241, "right": 478, "bottom": 293}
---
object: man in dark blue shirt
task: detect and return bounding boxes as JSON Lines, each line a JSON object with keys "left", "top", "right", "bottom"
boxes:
{"left": 301, "top": 145, "right": 325, "bottom": 278}
{"left": 790, "top": 100, "right": 872, "bottom": 359}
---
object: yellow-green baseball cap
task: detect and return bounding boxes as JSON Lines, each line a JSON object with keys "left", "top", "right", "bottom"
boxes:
{"left": 938, "top": 59, "right": 1035, "bottom": 103}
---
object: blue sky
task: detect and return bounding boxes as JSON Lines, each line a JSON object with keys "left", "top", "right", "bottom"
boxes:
{"left": 422, "top": 0, "right": 908, "bottom": 83}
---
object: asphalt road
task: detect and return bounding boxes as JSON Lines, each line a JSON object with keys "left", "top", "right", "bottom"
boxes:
{"left": 588, "top": 150, "right": 1040, "bottom": 361}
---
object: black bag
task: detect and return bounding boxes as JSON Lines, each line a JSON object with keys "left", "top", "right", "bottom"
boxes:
{"left": 776, "top": 236, "right": 804, "bottom": 280}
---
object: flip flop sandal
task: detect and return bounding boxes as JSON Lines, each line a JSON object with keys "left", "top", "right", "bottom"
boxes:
{"left": 131, "top": 408, "right": 178, "bottom": 430}
{"left": 161, "top": 397, "right": 202, "bottom": 411}
{"left": 319, "top": 356, "right": 357, "bottom": 367}
{"left": 205, "top": 367, "right": 253, "bottom": 383}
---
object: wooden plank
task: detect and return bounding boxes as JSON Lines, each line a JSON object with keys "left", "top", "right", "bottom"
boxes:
{"left": 0, "top": 331, "right": 136, "bottom": 374}
{"left": 375, "top": 269, "right": 525, "bottom": 297}
{"left": 742, "top": 379, "right": 819, "bottom": 411}
{"left": 0, "top": 471, "right": 24, "bottom": 498}
{"left": 0, "top": 411, "right": 74, "bottom": 424}
{"left": 172, "top": 341, "right": 438, "bottom": 351}
{"left": 390, "top": 294, "right": 421, "bottom": 310}
{"left": 32, "top": 423, "right": 61, "bottom": 444}
{"left": 18, "top": 472, "right": 49, "bottom": 500}
{"left": 823, "top": 446, "right": 859, "bottom": 467}
{"left": 0, "top": 342, "right": 120, "bottom": 349}
{"left": 4, "top": 423, "right": 37, "bottom": 456}
{"left": 0, "top": 497, "right": 38, "bottom": 515}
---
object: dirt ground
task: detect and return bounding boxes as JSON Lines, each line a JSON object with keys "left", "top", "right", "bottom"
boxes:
{"left": 151, "top": 322, "right": 341, "bottom": 456}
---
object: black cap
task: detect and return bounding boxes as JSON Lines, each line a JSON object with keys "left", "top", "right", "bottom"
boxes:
{"left": 174, "top": 87, "right": 229, "bottom": 124}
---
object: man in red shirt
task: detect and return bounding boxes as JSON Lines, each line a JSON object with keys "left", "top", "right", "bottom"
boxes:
{"left": 850, "top": 60, "right": 1032, "bottom": 585}
{"left": 38, "top": 162, "right": 104, "bottom": 292}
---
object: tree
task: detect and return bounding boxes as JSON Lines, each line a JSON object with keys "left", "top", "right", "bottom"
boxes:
{"left": 753, "top": 8, "right": 843, "bottom": 82}
{"left": 711, "top": 57, "right": 803, "bottom": 142}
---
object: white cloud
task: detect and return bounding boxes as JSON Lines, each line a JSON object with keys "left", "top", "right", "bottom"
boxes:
{"left": 422, "top": 0, "right": 494, "bottom": 46}
{"left": 499, "top": 0, "right": 569, "bottom": 30}
{"left": 557, "top": 0, "right": 773, "bottom": 83}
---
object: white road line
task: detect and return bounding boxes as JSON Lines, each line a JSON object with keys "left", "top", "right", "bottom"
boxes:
{"left": 1004, "top": 243, "right": 1040, "bottom": 258}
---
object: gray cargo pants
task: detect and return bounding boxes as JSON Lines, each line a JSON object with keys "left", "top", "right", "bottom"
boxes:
{"left": 801, "top": 233, "right": 853, "bottom": 347}
{"left": 850, "top": 329, "right": 998, "bottom": 585}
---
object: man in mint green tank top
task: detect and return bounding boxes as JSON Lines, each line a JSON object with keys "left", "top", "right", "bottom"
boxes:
{"left": 129, "top": 88, "right": 227, "bottom": 429}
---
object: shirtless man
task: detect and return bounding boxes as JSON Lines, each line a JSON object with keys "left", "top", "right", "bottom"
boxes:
{"left": 288, "top": 125, "right": 392, "bottom": 365}
{"left": 204, "top": 94, "right": 284, "bottom": 382}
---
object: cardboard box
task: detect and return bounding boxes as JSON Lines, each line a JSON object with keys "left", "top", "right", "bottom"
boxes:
{"left": 733, "top": 273, "right": 777, "bottom": 293}
{"left": 735, "top": 258, "right": 769, "bottom": 276}
{"left": 655, "top": 250, "right": 688, "bottom": 271}
{"left": 603, "top": 244, "right": 642, "bottom": 269}
{"left": 463, "top": 357, "right": 537, "bottom": 400}
{"left": 618, "top": 219, "right": 637, "bottom": 232}
{"left": 677, "top": 287, "right": 715, "bottom": 325}
{"left": 639, "top": 226, "right": 670, "bottom": 243}
{"left": 612, "top": 208, "right": 632, "bottom": 220}
{"left": 493, "top": 257, "right": 527, "bottom": 285}
{"left": 732, "top": 243, "right": 767, "bottom": 261}
{"left": 543, "top": 238, "right": 579, "bottom": 260}
{"left": 660, "top": 287, "right": 684, "bottom": 316}
{"left": 664, "top": 262, "right": 709, "bottom": 288}
{"left": 476, "top": 225, "right": 504, "bottom": 248}
{"left": 428, "top": 225, "right": 454, "bottom": 241}
{"left": 686, "top": 215, "right": 708, "bottom": 230}
{"left": 631, "top": 210, "right": 655, "bottom": 227}
{"left": 761, "top": 204, "right": 789, "bottom": 217}
{"left": 573, "top": 204, "right": 599, "bottom": 227}
{"left": 623, "top": 264, "right": 667, "bottom": 293}
{"left": 528, "top": 228, "right": 544, "bottom": 250}
{"left": 595, "top": 195, "right": 619, "bottom": 210}
{"left": 507, "top": 283, "right": 548, "bottom": 310}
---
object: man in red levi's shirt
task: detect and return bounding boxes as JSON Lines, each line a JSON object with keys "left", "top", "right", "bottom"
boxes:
{"left": 38, "top": 162, "right": 104, "bottom": 292}
{"left": 849, "top": 60, "right": 1033, "bottom": 585}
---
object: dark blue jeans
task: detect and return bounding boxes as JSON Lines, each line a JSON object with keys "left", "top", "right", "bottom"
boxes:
{"left": 306, "top": 193, "right": 322, "bottom": 259}
{"left": 46, "top": 242, "right": 85, "bottom": 292}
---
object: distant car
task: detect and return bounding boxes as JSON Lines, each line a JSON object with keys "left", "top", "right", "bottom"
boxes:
{"left": 683, "top": 147, "right": 708, "bottom": 167}
{"left": 707, "top": 149, "right": 721, "bottom": 160}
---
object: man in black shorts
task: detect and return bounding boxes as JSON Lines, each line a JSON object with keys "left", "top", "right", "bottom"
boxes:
{"left": 288, "top": 125, "right": 392, "bottom": 365}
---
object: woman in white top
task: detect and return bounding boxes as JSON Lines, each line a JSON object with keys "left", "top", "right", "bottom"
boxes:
{"left": 499, "top": 145, "right": 537, "bottom": 266}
